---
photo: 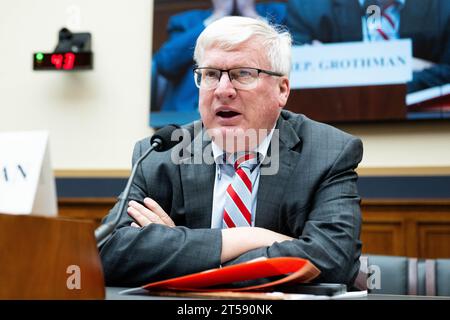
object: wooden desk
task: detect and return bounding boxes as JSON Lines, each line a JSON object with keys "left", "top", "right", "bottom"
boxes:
{"left": 106, "top": 287, "right": 450, "bottom": 300}
{"left": 286, "top": 85, "right": 407, "bottom": 122}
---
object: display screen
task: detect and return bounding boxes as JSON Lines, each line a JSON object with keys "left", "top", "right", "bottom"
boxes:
{"left": 149, "top": 0, "right": 449, "bottom": 127}
{"left": 33, "top": 52, "right": 93, "bottom": 70}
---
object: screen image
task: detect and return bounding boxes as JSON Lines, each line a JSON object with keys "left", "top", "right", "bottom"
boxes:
{"left": 150, "top": 0, "right": 450, "bottom": 127}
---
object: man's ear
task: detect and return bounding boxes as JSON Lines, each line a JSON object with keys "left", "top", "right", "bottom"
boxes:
{"left": 278, "top": 77, "right": 290, "bottom": 108}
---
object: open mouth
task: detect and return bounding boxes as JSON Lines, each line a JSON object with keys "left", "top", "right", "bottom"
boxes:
{"left": 216, "top": 110, "right": 241, "bottom": 118}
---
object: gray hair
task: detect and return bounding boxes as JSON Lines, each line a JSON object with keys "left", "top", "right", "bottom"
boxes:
{"left": 194, "top": 16, "right": 292, "bottom": 76}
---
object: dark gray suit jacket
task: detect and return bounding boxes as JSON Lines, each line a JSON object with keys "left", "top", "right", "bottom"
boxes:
{"left": 100, "top": 110, "right": 363, "bottom": 287}
{"left": 286, "top": 0, "right": 450, "bottom": 92}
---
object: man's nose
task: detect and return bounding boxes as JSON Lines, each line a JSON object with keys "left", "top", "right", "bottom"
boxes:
{"left": 214, "top": 72, "right": 236, "bottom": 98}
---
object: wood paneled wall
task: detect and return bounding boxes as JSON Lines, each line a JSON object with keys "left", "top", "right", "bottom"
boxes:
{"left": 58, "top": 198, "right": 450, "bottom": 259}
{"left": 361, "top": 200, "right": 450, "bottom": 258}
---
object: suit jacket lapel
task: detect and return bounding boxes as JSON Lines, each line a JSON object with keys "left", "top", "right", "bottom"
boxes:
{"left": 179, "top": 122, "right": 215, "bottom": 228}
{"left": 179, "top": 115, "right": 303, "bottom": 230}
{"left": 399, "top": 0, "right": 431, "bottom": 38}
{"left": 332, "top": 0, "right": 363, "bottom": 42}
{"left": 255, "top": 115, "right": 302, "bottom": 229}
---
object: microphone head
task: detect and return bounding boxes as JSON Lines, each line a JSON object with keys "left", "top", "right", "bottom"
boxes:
{"left": 150, "top": 124, "right": 182, "bottom": 151}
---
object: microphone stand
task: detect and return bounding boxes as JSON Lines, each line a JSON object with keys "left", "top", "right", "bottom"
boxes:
{"left": 95, "top": 139, "right": 161, "bottom": 248}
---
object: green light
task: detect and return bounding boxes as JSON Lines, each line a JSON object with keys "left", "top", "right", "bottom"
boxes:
{"left": 36, "top": 53, "right": 44, "bottom": 61}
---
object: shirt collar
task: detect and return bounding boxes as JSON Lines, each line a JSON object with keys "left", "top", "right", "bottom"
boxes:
{"left": 358, "top": 0, "right": 405, "bottom": 8}
{"left": 211, "top": 126, "right": 275, "bottom": 165}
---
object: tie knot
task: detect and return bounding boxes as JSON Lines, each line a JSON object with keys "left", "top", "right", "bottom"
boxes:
{"left": 232, "top": 152, "right": 258, "bottom": 171}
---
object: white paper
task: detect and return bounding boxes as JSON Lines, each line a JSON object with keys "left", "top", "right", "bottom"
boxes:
{"left": 0, "top": 131, "right": 57, "bottom": 216}
{"left": 406, "top": 84, "right": 450, "bottom": 106}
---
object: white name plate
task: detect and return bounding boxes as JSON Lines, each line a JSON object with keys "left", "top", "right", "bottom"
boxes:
{"left": 0, "top": 131, "right": 57, "bottom": 216}
{"left": 290, "top": 39, "right": 413, "bottom": 89}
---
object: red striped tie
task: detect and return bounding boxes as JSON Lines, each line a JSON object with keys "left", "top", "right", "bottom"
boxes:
{"left": 376, "top": 0, "right": 399, "bottom": 40}
{"left": 222, "top": 153, "right": 258, "bottom": 228}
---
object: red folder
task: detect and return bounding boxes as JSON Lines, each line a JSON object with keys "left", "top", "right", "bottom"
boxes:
{"left": 140, "top": 257, "right": 320, "bottom": 292}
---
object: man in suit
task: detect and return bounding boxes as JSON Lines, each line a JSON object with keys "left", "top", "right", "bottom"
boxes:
{"left": 100, "top": 16, "right": 363, "bottom": 287}
{"left": 286, "top": 0, "right": 450, "bottom": 92}
{"left": 152, "top": 1, "right": 286, "bottom": 113}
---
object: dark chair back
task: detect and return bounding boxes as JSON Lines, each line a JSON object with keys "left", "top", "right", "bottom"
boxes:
{"left": 355, "top": 255, "right": 450, "bottom": 296}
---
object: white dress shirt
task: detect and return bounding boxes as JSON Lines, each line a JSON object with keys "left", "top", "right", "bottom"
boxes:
{"left": 210, "top": 128, "right": 275, "bottom": 229}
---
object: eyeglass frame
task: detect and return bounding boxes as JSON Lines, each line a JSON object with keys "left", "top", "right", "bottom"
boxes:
{"left": 193, "top": 67, "right": 284, "bottom": 90}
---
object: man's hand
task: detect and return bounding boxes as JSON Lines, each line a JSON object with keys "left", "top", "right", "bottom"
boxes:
{"left": 127, "top": 198, "right": 175, "bottom": 228}
{"left": 220, "top": 227, "right": 294, "bottom": 263}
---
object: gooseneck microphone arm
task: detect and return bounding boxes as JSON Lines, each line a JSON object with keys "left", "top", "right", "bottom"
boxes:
{"left": 95, "top": 141, "right": 159, "bottom": 248}
{"left": 95, "top": 125, "right": 181, "bottom": 248}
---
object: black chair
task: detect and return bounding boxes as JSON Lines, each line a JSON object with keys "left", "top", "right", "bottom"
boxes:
{"left": 355, "top": 255, "right": 450, "bottom": 296}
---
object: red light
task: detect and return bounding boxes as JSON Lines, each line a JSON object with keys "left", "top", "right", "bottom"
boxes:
{"left": 51, "top": 54, "right": 63, "bottom": 69}
{"left": 63, "top": 52, "right": 76, "bottom": 70}
{"left": 50, "top": 53, "right": 76, "bottom": 70}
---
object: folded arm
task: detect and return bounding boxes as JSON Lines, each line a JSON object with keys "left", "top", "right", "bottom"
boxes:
{"left": 101, "top": 199, "right": 292, "bottom": 286}
{"left": 127, "top": 197, "right": 293, "bottom": 264}
{"left": 222, "top": 138, "right": 364, "bottom": 286}
{"left": 408, "top": 63, "right": 450, "bottom": 92}
{"left": 99, "top": 140, "right": 292, "bottom": 286}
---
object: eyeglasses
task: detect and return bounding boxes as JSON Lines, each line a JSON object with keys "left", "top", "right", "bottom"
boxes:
{"left": 193, "top": 67, "right": 284, "bottom": 91}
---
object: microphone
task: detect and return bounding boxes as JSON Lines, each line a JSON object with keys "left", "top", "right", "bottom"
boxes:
{"left": 95, "top": 124, "right": 181, "bottom": 248}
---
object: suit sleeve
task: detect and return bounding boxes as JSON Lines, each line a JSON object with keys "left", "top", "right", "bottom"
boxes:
{"left": 408, "top": 31, "right": 450, "bottom": 92}
{"left": 408, "top": 3, "right": 450, "bottom": 92}
{"left": 408, "top": 64, "right": 450, "bottom": 92}
{"left": 408, "top": 24, "right": 450, "bottom": 92}
{"left": 99, "top": 141, "right": 222, "bottom": 287}
{"left": 223, "top": 137, "right": 364, "bottom": 286}
{"left": 153, "top": 13, "right": 207, "bottom": 80}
